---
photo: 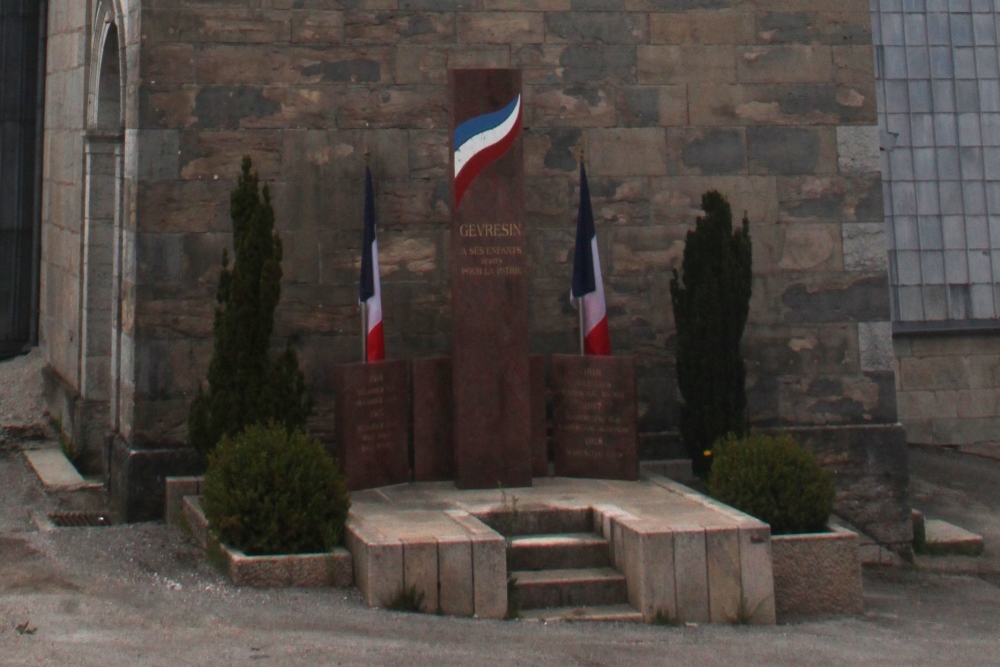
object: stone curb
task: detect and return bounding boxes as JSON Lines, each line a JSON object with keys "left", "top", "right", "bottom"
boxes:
{"left": 177, "top": 494, "right": 353, "bottom": 589}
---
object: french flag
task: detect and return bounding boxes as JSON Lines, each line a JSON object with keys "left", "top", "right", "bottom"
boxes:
{"left": 453, "top": 94, "right": 522, "bottom": 208}
{"left": 359, "top": 166, "right": 384, "bottom": 362}
{"left": 571, "top": 163, "right": 611, "bottom": 356}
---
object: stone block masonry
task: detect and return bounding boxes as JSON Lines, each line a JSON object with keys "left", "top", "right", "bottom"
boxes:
{"left": 39, "top": 0, "right": 908, "bottom": 544}
{"left": 895, "top": 332, "right": 1000, "bottom": 458}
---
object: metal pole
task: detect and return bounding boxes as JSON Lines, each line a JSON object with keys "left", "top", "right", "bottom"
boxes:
{"left": 362, "top": 137, "right": 371, "bottom": 365}
{"left": 360, "top": 301, "right": 367, "bottom": 363}
{"left": 577, "top": 147, "right": 586, "bottom": 357}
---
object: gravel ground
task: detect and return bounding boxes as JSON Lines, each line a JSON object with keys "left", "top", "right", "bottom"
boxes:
{"left": 0, "top": 348, "right": 49, "bottom": 444}
{"left": 3, "top": 350, "right": 1000, "bottom": 666}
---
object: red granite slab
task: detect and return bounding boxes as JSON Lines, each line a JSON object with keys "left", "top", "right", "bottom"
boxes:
{"left": 449, "top": 69, "right": 532, "bottom": 489}
{"left": 551, "top": 354, "right": 639, "bottom": 481}
{"left": 530, "top": 354, "right": 548, "bottom": 477}
{"left": 412, "top": 357, "right": 453, "bottom": 482}
{"left": 333, "top": 359, "right": 410, "bottom": 491}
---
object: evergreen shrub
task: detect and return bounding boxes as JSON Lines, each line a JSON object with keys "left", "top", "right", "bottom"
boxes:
{"left": 669, "top": 190, "right": 752, "bottom": 474}
{"left": 202, "top": 423, "right": 350, "bottom": 555}
{"left": 708, "top": 432, "right": 835, "bottom": 535}
{"left": 188, "top": 156, "right": 311, "bottom": 465}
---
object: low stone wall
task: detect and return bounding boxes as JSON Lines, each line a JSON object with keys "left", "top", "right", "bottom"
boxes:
{"left": 346, "top": 508, "right": 508, "bottom": 619}
{"left": 165, "top": 476, "right": 202, "bottom": 528}
{"left": 895, "top": 331, "right": 1000, "bottom": 457}
{"left": 616, "top": 474, "right": 776, "bottom": 625}
{"left": 771, "top": 524, "right": 863, "bottom": 618}
{"left": 111, "top": 435, "right": 201, "bottom": 522}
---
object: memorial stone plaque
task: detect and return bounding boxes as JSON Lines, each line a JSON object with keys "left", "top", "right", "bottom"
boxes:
{"left": 450, "top": 69, "right": 532, "bottom": 489}
{"left": 551, "top": 354, "right": 639, "bottom": 481}
{"left": 412, "top": 357, "right": 453, "bottom": 482}
{"left": 333, "top": 359, "right": 409, "bottom": 491}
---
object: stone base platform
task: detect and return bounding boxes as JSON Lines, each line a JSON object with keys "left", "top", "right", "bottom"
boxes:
{"left": 347, "top": 473, "right": 777, "bottom": 624}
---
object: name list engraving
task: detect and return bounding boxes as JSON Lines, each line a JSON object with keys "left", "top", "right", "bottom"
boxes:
{"left": 551, "top": 355, "right": 639, "bottom": 480}
{"left": 352, "top": 371, "right": 403, "bottom": 456}
{"left": 334, "top": 359, "right": 409, "bottom": 491}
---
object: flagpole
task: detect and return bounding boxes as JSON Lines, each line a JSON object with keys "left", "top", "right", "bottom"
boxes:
{"left": 578, "top": 144, "right": 586, "bottom": 356}
{"left": 362, "top": 141, "right": 371, "bottom": 364}
{"left": 360, "top": 302, "right": 368, "bottom": 363}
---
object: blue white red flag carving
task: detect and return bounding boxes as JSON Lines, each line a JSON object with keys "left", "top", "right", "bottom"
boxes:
{"left": 571, "top": 162, "right": 611, "bottom": 356}
{"left": 453, "top": 94, "right": 522, "bottom": 208}
{"left": 359, "top": 166, "right": 384, "bottom": 362}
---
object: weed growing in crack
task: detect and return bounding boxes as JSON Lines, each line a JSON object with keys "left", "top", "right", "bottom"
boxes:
{"left": 499, "top": 485, "right": 521, "bottom": 620}
{"left": 386, "top": 585, "right": 425, "bottom": 613}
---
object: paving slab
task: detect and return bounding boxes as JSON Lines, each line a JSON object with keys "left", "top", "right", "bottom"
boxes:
{"left": 923, "top": 519, "right": 984, "bottom": 556}
{"left": 23, "top": 448, "right": 96, "bottom": 491}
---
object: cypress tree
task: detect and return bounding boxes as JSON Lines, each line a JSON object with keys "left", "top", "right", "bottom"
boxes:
{"left": 188, "top": 156, "right": 311, "bottom": 465}
{"left": 669, "top": 191, "right": 752, "bottom": 475}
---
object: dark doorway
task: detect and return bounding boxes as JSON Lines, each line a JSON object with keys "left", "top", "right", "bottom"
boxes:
{"left": 0, "top": 0, "right": 47, "bottom": 359}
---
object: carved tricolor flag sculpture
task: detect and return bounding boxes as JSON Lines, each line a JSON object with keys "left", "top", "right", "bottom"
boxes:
{"left": 453, "top": 94, "right": 522, "bottom": 208}
{"left": 359, "top": 166, "right": 384, "bottom": 362}
{"left": 571, "top": 162, "right": 611, "bottom": 356}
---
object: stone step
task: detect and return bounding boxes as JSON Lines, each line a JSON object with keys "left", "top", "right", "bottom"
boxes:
{"left": 922, "top": 518, "right": 984, "bottom": 556}
{"left": 513, "top": 567, "right": 627, "bottom": 610}
{"left": 913, "top": 510, "right": 985, "bottom": 557}
{"left": 477, "top": 506, "right": 594, "bottom": 536}
{"left": 518, "top": 604, "right": 644, "bottom": 624}
{"left": 509, "top": 533, "right": 610, "bottom": 571}
{"left": 23, "top": 449, "right": 100, "bottom": 492}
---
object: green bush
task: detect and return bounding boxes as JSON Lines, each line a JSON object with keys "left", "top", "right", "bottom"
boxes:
{"left": 669, "top": 191, "right": 752, "bottom": 475}
{"left": 202, "top": 423, "right": 350, "bottom": 555}
{"left": 708, "top": 432, "right": 834, "bottom": 535}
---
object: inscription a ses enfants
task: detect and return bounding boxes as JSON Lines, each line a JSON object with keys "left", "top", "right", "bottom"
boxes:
{"left": 458, "top": 222, "right": 524, "bottom": 277}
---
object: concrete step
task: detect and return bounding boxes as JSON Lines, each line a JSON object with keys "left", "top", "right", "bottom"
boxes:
{"left": 509, "top": 533, "right": 610, "bottom": 571}
{"left": 23, "top": 449, "right": 100, "bottom": 492}
{"left": 922, "top": 519, "right": 984, "bottom": 556}
{"left": 518, "top": 604, "right": 644, "bottom": 624}
{"left": 513, "top": 567, "right": 627, "bottom": 610}
{"left": 913, "top": 509, "right": 985, "bottom": 557}
{"left": 477, "top": 506, "right": 594, "bottom": 536}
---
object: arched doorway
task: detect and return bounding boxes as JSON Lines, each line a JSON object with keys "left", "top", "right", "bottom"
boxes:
{"left": 80, "top": 6, "right": 124, "bottom": 478}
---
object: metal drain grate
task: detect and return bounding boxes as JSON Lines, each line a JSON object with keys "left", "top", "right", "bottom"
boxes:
{"left": 47, "top": 511, "right": 112, "bottom": 528}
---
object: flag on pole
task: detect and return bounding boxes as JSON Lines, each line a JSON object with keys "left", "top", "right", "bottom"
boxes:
{"left": 571, "top": 162, "right": 611, "bottom": 356}
{"left": 359, "top": 166, "right": 384, "bottom": 362}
